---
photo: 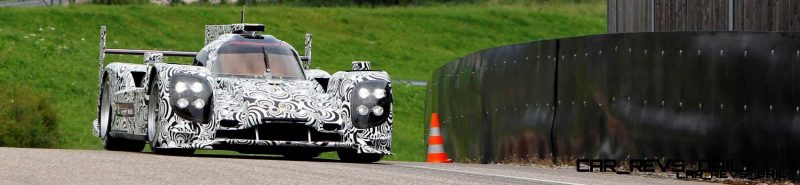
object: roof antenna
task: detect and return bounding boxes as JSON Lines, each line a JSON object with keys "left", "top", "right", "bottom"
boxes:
{"left": 240, "top": 5, "right": 246, "bottom": 23}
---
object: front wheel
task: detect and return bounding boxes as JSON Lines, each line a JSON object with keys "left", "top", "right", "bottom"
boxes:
{"left": 337, "top": 150, "right": 383, "bottom": 163}
{"left": 147, "top": 80, "right": 194, "bottom": 156}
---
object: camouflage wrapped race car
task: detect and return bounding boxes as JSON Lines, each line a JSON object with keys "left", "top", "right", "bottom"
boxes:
{"left": 92, "top": 23, "right": 392, "bottom": 163}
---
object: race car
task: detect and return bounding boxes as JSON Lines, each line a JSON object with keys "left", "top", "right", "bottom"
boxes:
{"left": 91, "top": 23, "right": 393, "bottom": 163}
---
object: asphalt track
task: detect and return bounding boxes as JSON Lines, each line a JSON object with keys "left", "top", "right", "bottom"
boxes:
{"left": 0, "top": 147, "right": 714, "bottom": 185}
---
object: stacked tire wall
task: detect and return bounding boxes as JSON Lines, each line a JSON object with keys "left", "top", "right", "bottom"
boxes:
{"left": 426, "top": 32, "right": 800, "bottom": 170}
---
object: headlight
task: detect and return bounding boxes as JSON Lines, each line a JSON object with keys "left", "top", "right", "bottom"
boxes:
{"left": 350, "top": 80, "right": 392, "bottom": 129}
{"left": 357, "top": 105, "right": 369, "bottom": 116}
{"left": 177, "top": 98, "right": 189, "bottom": 108}
{"left": 358, "top": 88, "right": 370, "bottom": 99}
{"left": 193, "top": 99, "right": 205, "bottom": 109}
{"left": 175, "top": 82, "right": 187, "bottom": 93}
{"left": 374, "top": 88, "right": 386, "bottom": 99}
{"left": 191, "top": 82, "right": 204, "bottom": 93}
{"left": 169, "top": 74, "right": 213, "bottom": 123}
{"left": 371, "top": 106, "right": 384, "bottom": 116}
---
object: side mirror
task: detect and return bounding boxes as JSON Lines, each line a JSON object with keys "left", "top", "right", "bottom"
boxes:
{"left": 144, "top": 52, "right": 164, "bottom": 64}
{"left": 351, "top": 61, "right": 371, "bottom": 71}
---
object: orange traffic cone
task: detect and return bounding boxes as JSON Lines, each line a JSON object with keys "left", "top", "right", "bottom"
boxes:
{"left": 427, "top": 113, "right": 451, "bottom": 163}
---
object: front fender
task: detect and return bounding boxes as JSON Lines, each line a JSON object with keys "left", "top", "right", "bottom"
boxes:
{"left": 328, "top": 70, "right": 393, "bottom": 154}
{"left": 145, "top": 63, "right": 216, "bottom": 149}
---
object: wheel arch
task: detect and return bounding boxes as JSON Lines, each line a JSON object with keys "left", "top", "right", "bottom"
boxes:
{"left": 146, "top": 66, "right": 159, "bottom": 95}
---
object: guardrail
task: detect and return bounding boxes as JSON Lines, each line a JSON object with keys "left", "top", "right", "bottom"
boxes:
{"left": 425, "top": 32, "right": 800, "bottom": 171}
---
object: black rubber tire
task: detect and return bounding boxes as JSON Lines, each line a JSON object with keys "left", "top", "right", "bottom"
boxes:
{"left": 147, "top": 80, "right": 195, "bottom": 156}
{"left": 337, "top": 150, "right": 383, "bottom": 163}
{"left": 282, "top": 151, "right": 321, "bottom": 160}
{"left": 103, "top": 136, "right": 146, "bottom": 152}
{"left": 101, "top": 79, "right": 146, "bottom": 152}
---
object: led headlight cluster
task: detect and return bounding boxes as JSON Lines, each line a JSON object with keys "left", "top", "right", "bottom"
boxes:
{"left": 355, "top": 88, "right": 388, "bottom": 117}
{"left": 350, "top": 80, "right": 392, "bottom": 129}
{"left": 174, "top": 81, "right": 207, "bottom": 109}
{"left": 169, "top": 74, "right": 213, "bottom": 123}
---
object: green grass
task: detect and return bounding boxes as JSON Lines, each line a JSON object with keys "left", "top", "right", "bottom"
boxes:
{"left": 0, "top": 3, "right": 605, "bottom": 161}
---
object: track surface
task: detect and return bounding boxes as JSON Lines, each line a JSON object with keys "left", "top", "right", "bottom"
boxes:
{"left": 0, "top": 147, "right": 713, "bottom": 185}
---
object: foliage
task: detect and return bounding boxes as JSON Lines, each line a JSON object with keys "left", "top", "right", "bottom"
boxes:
{"left": 0, "top": 84, "right": 60, "bottom": 148}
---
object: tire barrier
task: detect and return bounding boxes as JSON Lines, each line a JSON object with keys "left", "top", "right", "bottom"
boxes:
{"left": 425, "top": 32, "right": 800, "bottom": 171}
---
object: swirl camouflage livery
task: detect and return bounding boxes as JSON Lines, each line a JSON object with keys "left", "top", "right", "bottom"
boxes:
{"left": 92, "top": 23, "right": 393, "bottom": 162}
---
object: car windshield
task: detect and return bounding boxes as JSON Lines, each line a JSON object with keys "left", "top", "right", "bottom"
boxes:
{"left": 213, "top": 41, "right": 304, "bottom": 79}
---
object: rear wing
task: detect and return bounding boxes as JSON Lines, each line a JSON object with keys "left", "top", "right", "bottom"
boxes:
{"left": 98, "top": 24, "right": 313, "bottom": 71}
{"left": 98, "top": 26, "right": 198, "bottom": 86}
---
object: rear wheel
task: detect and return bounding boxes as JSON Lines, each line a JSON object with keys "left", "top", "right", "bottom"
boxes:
{"left": 337, "top": 150, "right": 383, "bottom": 163}
{"left": 147, "top": 80, "right": 194, "bottom": 156}
{"left": 100, "top": 79, "right": 145, "bottom": 152}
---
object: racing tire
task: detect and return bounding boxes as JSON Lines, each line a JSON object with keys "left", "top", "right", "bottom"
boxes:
{"left": 337, "top": 150, "right": 383, "bottom": 163}
{"left": 101, "top": 78, "right": 145, "bottom": 152}
{"left": 147, "top": 79, "right": 195, "bottom": 156}
{"left": 103, "top": 137, "right": 146, "bottom": 152}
